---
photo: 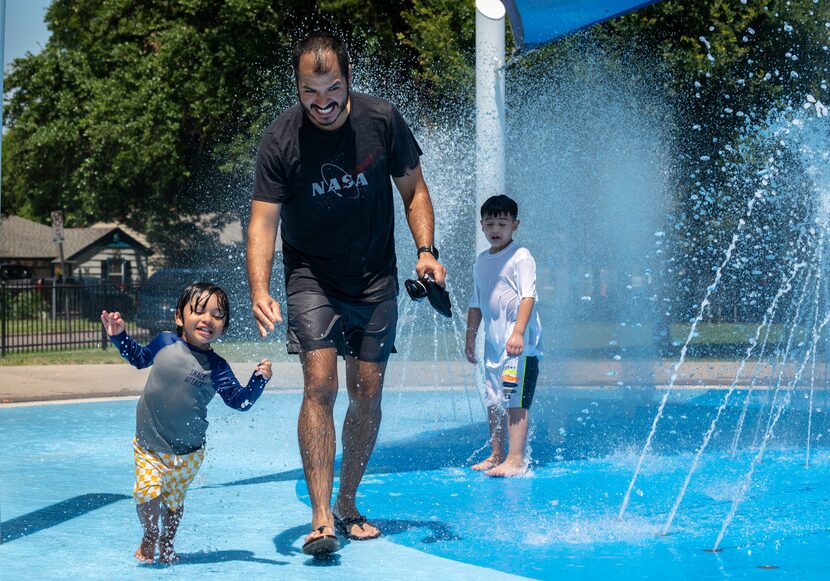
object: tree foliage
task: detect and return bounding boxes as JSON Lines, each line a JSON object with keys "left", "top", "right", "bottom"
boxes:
{"left": 5, "top": 0, "right": 311, "bottom": 261}
{"left": 3, "top": 0, "right": 829, "bottom": 269}
{"left": 599, "top": 1, "right": 830, "bottom": 313}
{"left": 400, "top": 0, "right": 477, "bottom": 106}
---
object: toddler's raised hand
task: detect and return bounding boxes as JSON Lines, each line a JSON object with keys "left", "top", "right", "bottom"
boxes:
{"left": 255, "top": 358, "right": 272, "bottom": 380}
{"left": 100, "top": 310, "right": 125, "bottom": 337}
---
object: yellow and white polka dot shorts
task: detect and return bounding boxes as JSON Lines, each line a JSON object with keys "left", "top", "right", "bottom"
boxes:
{"left": 133, "top": 438, "right": 205, "bottom": 510}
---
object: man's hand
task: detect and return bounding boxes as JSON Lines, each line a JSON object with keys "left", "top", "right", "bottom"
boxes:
{"left": 255, "top": 358, "right": 273, "bottom": 380}
{"left": 247, "top": 200, "right": 282, "bottom": 338}
{"left": 100, "top": 310, "right": 125, "bottom": 337}
{"left": 416, "top": 253, "right": 447, "bottom": 287}
{"left": 251, "top": 292, "right": 283, "bottom": 337}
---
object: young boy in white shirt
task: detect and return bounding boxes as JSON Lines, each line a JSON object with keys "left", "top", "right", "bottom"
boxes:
{"left": 465, "top": 195, "right": 544, "bottom": 477}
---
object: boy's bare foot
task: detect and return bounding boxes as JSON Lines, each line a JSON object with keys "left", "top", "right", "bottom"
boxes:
{"left": 134, "top": 534, "right": 156, "bottom": 563}
{"left": 158, "top": 536, "right": 179, "bottom": 564}
{"left": 471, "top": 456, "right": 502, "bottom": 471}
{"left": 485, "top": 458, "right": 528, "bottom": 477}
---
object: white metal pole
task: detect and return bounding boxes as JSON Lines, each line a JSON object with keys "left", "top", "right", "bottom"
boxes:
{"left": 475, "top": 0, "right": 506, "bottom": 257}
{"left": 473, "top": 0, "right": 506, "bottom": 415}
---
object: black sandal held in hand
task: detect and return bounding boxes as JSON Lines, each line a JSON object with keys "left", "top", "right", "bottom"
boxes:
{"left": 404, "top": 277, "right": 452, "bottom": 318}
{"left": 302, "top": 525, "right": 340, "bottom": 555}
{"left": 333, "top": 513, "right": 382, "bottom": 541}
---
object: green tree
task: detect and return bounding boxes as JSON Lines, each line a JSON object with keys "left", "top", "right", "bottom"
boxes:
{"left": 5, "top": 0, "right": 827, "bottom": 275}
{"left": 600, "top": 1, "right": 830, "bottom": 320}
{"left": 400, "top": 0, "right": 477, "bottom": 106}
{"left": 1, "top": 0, "right": 442, "bottom": 263}
{"left": 3, "top": 0, "right": 314, "bottom": 263}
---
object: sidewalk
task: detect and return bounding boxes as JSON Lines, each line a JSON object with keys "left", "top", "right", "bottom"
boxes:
{"left": 1, "top": 358, "right": 814, "bottom": 403}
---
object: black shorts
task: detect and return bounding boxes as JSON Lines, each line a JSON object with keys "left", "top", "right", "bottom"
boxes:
{"left": 485, "top": 355, "right": 539, "bottom": 409}
{"left": 285, "top": 270, "right": 398, "bottom": 362}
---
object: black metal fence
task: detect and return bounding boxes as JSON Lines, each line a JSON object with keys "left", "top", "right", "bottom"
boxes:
{"left": 0, "top": 280, "right": 152, "bottom": 356}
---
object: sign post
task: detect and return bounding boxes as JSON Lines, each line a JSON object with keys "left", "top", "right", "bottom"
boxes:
{"left": 51, "top": 210, "right": 66, "bottom": 279}
{"left": 51, "top": 211, "right": 69, "bottom": 326}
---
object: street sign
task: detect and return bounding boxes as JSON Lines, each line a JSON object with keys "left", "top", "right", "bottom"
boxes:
{"left": 51, "top": 210, "right": 65, "bottom": 243}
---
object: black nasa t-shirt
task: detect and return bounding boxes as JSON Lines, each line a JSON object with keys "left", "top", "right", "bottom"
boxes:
{"left": 253, "top": 92, "right": 423, "bottom": 300}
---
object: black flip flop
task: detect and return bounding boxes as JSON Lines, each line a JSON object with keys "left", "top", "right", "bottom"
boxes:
{"left": 404, "top": 277, "right": 452, "bottom": 318}
{"left": 302, "top": 525, "right": 340, "bottom": 555}
{"left": 333, "top": 513, "right": 381, "bottom": 541}
{"left": 424, "top": 279, "right": 452, "bottom": 318}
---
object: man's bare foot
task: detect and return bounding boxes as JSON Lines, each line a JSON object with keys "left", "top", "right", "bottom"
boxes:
{"left": 302, "top": 525, "right": 340, "bottom": 555}
{"left": 134, "top": 534, "right": 156, "bottom": 563}
{"left": 471, "top": 456, "right": 502, "bottom": 471}
{"left": 485, "top": 458, "right": 528, "bottom": 477}
{"left": 158, "top": 537, "right": 179, "bottom": 564}
{"left": 333, "top": 513, "right": 381, "bottom": 540}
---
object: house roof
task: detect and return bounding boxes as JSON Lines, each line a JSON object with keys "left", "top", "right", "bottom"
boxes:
{"left": 0, "top": 215, "right": 56, "bottom": 258}
{"left": 88, "top": 222, "right": 151, "bottom": 248}
{"left": 0, "top": 215, "right": 153, "bottom": 261}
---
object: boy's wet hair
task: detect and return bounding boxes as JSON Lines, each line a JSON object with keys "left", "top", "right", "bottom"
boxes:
{"left": 174, "top": 282, "right": 231, "bottom": 337}
{"left": 292, "top": 31, "right": 350, "bottom": 81}
{"left": 481, "top": 195, "right": 519, "bottom": 220}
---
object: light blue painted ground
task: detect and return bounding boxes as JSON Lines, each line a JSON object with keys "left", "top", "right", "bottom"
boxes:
{"left": 1, "top": 387, "right": 829, "bottom": 579}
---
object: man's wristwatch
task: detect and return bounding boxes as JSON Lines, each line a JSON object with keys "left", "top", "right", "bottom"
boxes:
{"left": 417, "top": 245, "right": 439, "bottom": 260}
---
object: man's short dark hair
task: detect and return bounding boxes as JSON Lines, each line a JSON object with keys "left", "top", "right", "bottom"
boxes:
{"left": 481, "top": 195, "right": 518, "bottom": 220}
{"left": 292, "top": 31, "right": 350, "bottom": 80}
{"left": 175, "top": 282, "right": 231, "bottom": 336}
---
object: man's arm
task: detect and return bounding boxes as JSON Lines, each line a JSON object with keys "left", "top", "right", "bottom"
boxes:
{"left": 247, "top": 200, "right": 283, "bottom": 336}
{"left": 393, "top": 163, "right": 447, "bottom": 286}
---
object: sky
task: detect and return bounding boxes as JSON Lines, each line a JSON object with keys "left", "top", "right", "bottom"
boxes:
{"left": 3, "top": 0, "right": 52, "bottom": 71}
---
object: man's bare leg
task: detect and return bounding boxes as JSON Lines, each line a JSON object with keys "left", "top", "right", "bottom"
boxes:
{"left": 472, "top": 405, "right": 506, "bottom": 471}
{"left": 486, "top": 407, "right": 529, "bottom": 477}
{"left": 332, "top": 356, "right": 385, "bottom": 539}
{"left": 158, "top": 504, "right": 184, "bottom": 563}
{"left": 298, "top": 348, "right": 339, "bottom": 545}
{"left": 135, "top": 498, "right": 161, "bottom": 563}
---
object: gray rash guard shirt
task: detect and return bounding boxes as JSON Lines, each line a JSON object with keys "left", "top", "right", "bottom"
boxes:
{"left": 111, "top": 331, "right": 267, "bottom": 455}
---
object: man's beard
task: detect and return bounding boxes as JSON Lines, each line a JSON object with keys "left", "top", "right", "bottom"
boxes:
{"left": 303, "top": 89, "right": 350, "bottom": 127}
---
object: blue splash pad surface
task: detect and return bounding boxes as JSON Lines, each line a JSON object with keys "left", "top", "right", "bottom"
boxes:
{"left": 1, "top": 387, "right": 829, "bottom": 580}
{"left": 308, "top": 454, "right": 830, "bottom": 580}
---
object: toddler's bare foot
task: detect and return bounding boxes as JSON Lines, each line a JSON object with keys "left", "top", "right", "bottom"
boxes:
{"left": 158, "top": 537, "right": 179, "bottom": 564}
{"left": 485, "top": 458, "right": 528, "bottom": 477}
{"left": 471, "top": 456, "right": 502, "bottom": 471}
{"left": 134, "top": 534, "right": 156, "bottom": 563}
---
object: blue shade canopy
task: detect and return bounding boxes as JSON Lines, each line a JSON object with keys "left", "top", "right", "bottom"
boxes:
{"left": 503, "top": 0, "right": 663, "bottom": 51}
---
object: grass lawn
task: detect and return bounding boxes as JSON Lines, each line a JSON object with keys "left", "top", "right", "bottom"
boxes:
{"left": 0, "top": 337, "right": 450, "bottom": 365}
{"left": 0, "top": 348, "right": 127, "bottom": 366}
{"left": 669, "top": 322, "right": 805, "bottom": 345}
{"left": 3, "top": 318, "right": 105, "bottom": 333}
{"left": 2, "top": 322, "right": 799, "bottom": 365}
{"left": 0, "top": 339, "right": 294, "bottom": 366}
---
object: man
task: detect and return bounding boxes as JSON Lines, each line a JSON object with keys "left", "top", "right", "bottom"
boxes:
{"left": 247, "top": 31, "right": 446, "bottom": 556}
